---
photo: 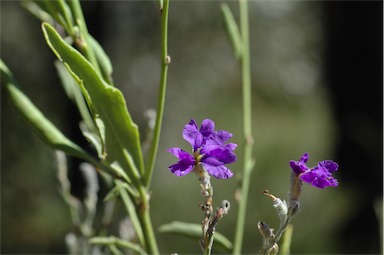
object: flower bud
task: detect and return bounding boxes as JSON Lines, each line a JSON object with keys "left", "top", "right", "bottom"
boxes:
{"left": 289, "top": 171, "right": 302, "bottom": 201}
{"left": 258, "top": 221, "right": 273, "bottom": 239}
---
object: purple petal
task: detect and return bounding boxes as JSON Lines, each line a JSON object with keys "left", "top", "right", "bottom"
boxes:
{"left": 199, "top": 145, "right": 236, "bottom": 179}
{"left": 289, "top": 153, "right": 310, "bottom": 174}
{"left": 300, "top": 167, "right": 338, "bottom": 189}
{"left": 289, "top": 160, "right": 309, "bottom": 175}
{"left": 215, "top": 130, "right": 232, "bottom": 143}
{"left": 318, "top": 160, "right": 338, "bottom": 173}
{"left": 200, "top": 119, "right": 215, "bottom": 137}
{"left": 304, "top": 175, "right": 338, "bottom": 189}
{"left": 167, "top": 148, "right": 196, "bottom": 176}
{"left": 225, "top": 143, "right": 237, "bottom": 151}
{"left": 183, "top": 119, "right": 203, "bottom": 151}
{"left": 170, "top": 118, "right": 238, "bottom": 179}
{"left": 300, "top": 153, "right": 309, "bottom": 163}
{"left": 167, "top": 147, "right": 192, "bottom": 159}
{"left": 201, "top": 154, "right": 222, "bottom": 166}
{"left": 168, "top": 163, "right": 194, "bottom": 177}
{"left": 201, "top": 145, "right": 237, "bottom": 164}
{"left": 201, "top": 163, "right": 233, "bottom": 179}
{"left": 205, "top": 130, "right": 232, "bottom": 146}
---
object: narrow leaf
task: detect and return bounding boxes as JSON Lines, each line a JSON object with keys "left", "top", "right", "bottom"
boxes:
{"left": 115, "top": 180, "right": 145, "bottom": 247}
{"left": 44, "top": 0, "right": 75, "bottom": 36}
{"left": 159, "top": 221, "right": 233, "bottom": 252}
{"left": 89, "top": 236, "right": 148, "bottom": 255}
{"left": 1, "top": 60, "right": 89, "bottom": 160}
{"left": 80, "top": 121, "right": 103, "bottom": 159}
{"left": 55, "top": 60, "right": 95, "bottom": 131}
{"left": 88, "top": 35, "right": 114, "bottom": 85}
{"left": 42, "top": 22, "right": 144, "bottom": 181}
{"left": 221, "top": 3, "right": 243, "bottom": 59}
{"left": 21, "top": 0, "right": 55, "bottom": 25}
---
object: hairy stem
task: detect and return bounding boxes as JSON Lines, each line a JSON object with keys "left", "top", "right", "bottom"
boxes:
{"left": 197, "top": 165, "right": 214, "bottom": 255}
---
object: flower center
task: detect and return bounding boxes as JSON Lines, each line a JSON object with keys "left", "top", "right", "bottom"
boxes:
{"left": 193, "top": 148, "right": 204, "bottom": 164}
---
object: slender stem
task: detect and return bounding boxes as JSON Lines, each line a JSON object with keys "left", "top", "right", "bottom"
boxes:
{"left": 279, "top": 224, "right": 293, "bottom": 255}
{"left": 68, "top": 0, "right": 101, "bottom": 76}
{"left": 258, "top": 220, "right": 291, "bottom": 254}
{"left": 116, "top": 180, "right": 159, "bottom": 254}
{"left": 89, "top": 236, "right": 148, "bottom": 255}
{"left": 239, "top": 0, "right": 252, "bottom": 140}
{"left": 138, "top": 204, "right": 160, "bottom": 255}
{"left": 233, "top": 0, "right": 254, "bottom": 254}
{"left": 204, "top": 239, "right": 213, "bottom": 255}
{"left": 108, "top": 244, "right": 123, "bottom": 255}
{"left": 144, "top": 0, "right": 170, "bottom": 187}
{"left": 116, "top": 180, "right": 146, "bottom": 247}
{"left": 197, "top": 165, "right": 214, "bottom": 255}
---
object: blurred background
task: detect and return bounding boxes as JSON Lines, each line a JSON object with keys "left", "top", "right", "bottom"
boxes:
{"left": 1, "top": 1, "right": 382, "bottom": 254}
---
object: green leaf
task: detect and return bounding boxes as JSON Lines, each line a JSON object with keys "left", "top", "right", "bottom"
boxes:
{"left": 55, "top": 60, "right": 95, "bottom": 131}
{"left": 88, "top": 35, "right": 114, "bottom": 85}
{"left": 41, "top": 22, "right": 145, "bottom": 182}
{"left": 21, "top": 0, "right": 55, "bottom": 25}
{"left": 89, "top": 236, "right": 148, "bottom": 255}
{"left": 44, "top": 0, "right": 75, "bottom": 36}
{"left": 80, "top": 121, "right": 104, "bottom": 159}
{"left": 1, "top": 60, "right": 89, "bottom": 160}
{"left": 104, "top": 181, "right": 139, "bottom": 203}
{"left": 115, "top": 180, "right": 145, "bottom": 247}
{"left": 24, "top": 0, "right": 75, "bottom": 36}
{"left": 159, "top": 221, "right": 233, "bottom": 252}
{"left": 221, "top": 3, "right": 243, "bottom": 59}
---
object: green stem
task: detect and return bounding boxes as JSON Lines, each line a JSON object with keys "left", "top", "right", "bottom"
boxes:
{"left": 89, "top": 236, "right": 148, "bottom": 255}
{"left": 68, "top": 0, "right": 101, "bottom": 76}
{"left": 108, "top": 244, "right": 123, "bottom": 255}
{"left": 116, "top": 181, "right": 159, "bottom": 254}
{"left": 116, "top": 180, "right": 145, "bottom": 247}
{"left": 144, "top": 0, "right": 170, "bottom": 187}
{"left": 280, "top": 224, "right": 293, "bottom": 255}
{"left": 204, "top": 240, "right": 213, "bottom": 255}
{"left": 138, "top": 203, "right": 160, "bottom": 255}
{"left": 233, "top": 0, "right": 254, "bottom": 254}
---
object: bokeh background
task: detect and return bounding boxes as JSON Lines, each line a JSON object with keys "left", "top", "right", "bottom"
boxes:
{"left": 1, "top": 1, "right": 382, "bottom": 254}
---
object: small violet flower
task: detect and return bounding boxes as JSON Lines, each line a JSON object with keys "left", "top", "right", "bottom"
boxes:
{"left": 168, "top": 119, "right": 237, "bottom": 179}
{"left": 289, "top": 153, "right": 339, "bottom": 189}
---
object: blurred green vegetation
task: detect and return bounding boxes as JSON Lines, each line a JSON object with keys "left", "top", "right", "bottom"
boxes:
{"left": 1, "top": 1, "right": 381, "bottom": 254}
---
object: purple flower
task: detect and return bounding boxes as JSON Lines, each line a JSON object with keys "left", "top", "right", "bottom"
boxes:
{"left": 168, "top": 119, "right": 237, "bottom": 179}
{"left": 289, "top": 153, "right": 339, "bottom": 189}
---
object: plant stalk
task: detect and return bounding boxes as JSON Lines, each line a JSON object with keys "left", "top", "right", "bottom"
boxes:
{"left": 68, "top": 0, "right": 102, "bottom": 76}
{"left": 233, "top": 0, "right": 254, "bottom": 254}
{"left": 144, "top": 0, "right": 170, "bottom": 187}
{"left": 138, "top": 203, "right": 160, "bottom": 255}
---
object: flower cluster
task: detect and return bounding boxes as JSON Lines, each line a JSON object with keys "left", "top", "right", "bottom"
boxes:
{"left": 168, "top": 119, "right": 237, "bottom": 179}
{"left": 289, "top": 153, "right": 339, "bottom": 189}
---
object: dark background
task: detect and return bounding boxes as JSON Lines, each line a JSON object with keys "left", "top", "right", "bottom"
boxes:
{"left": 323, "top": 2, "right": 382, "bottom": 253}
{"left": 1, "top": 1, "right": 382, "bottom": 254}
